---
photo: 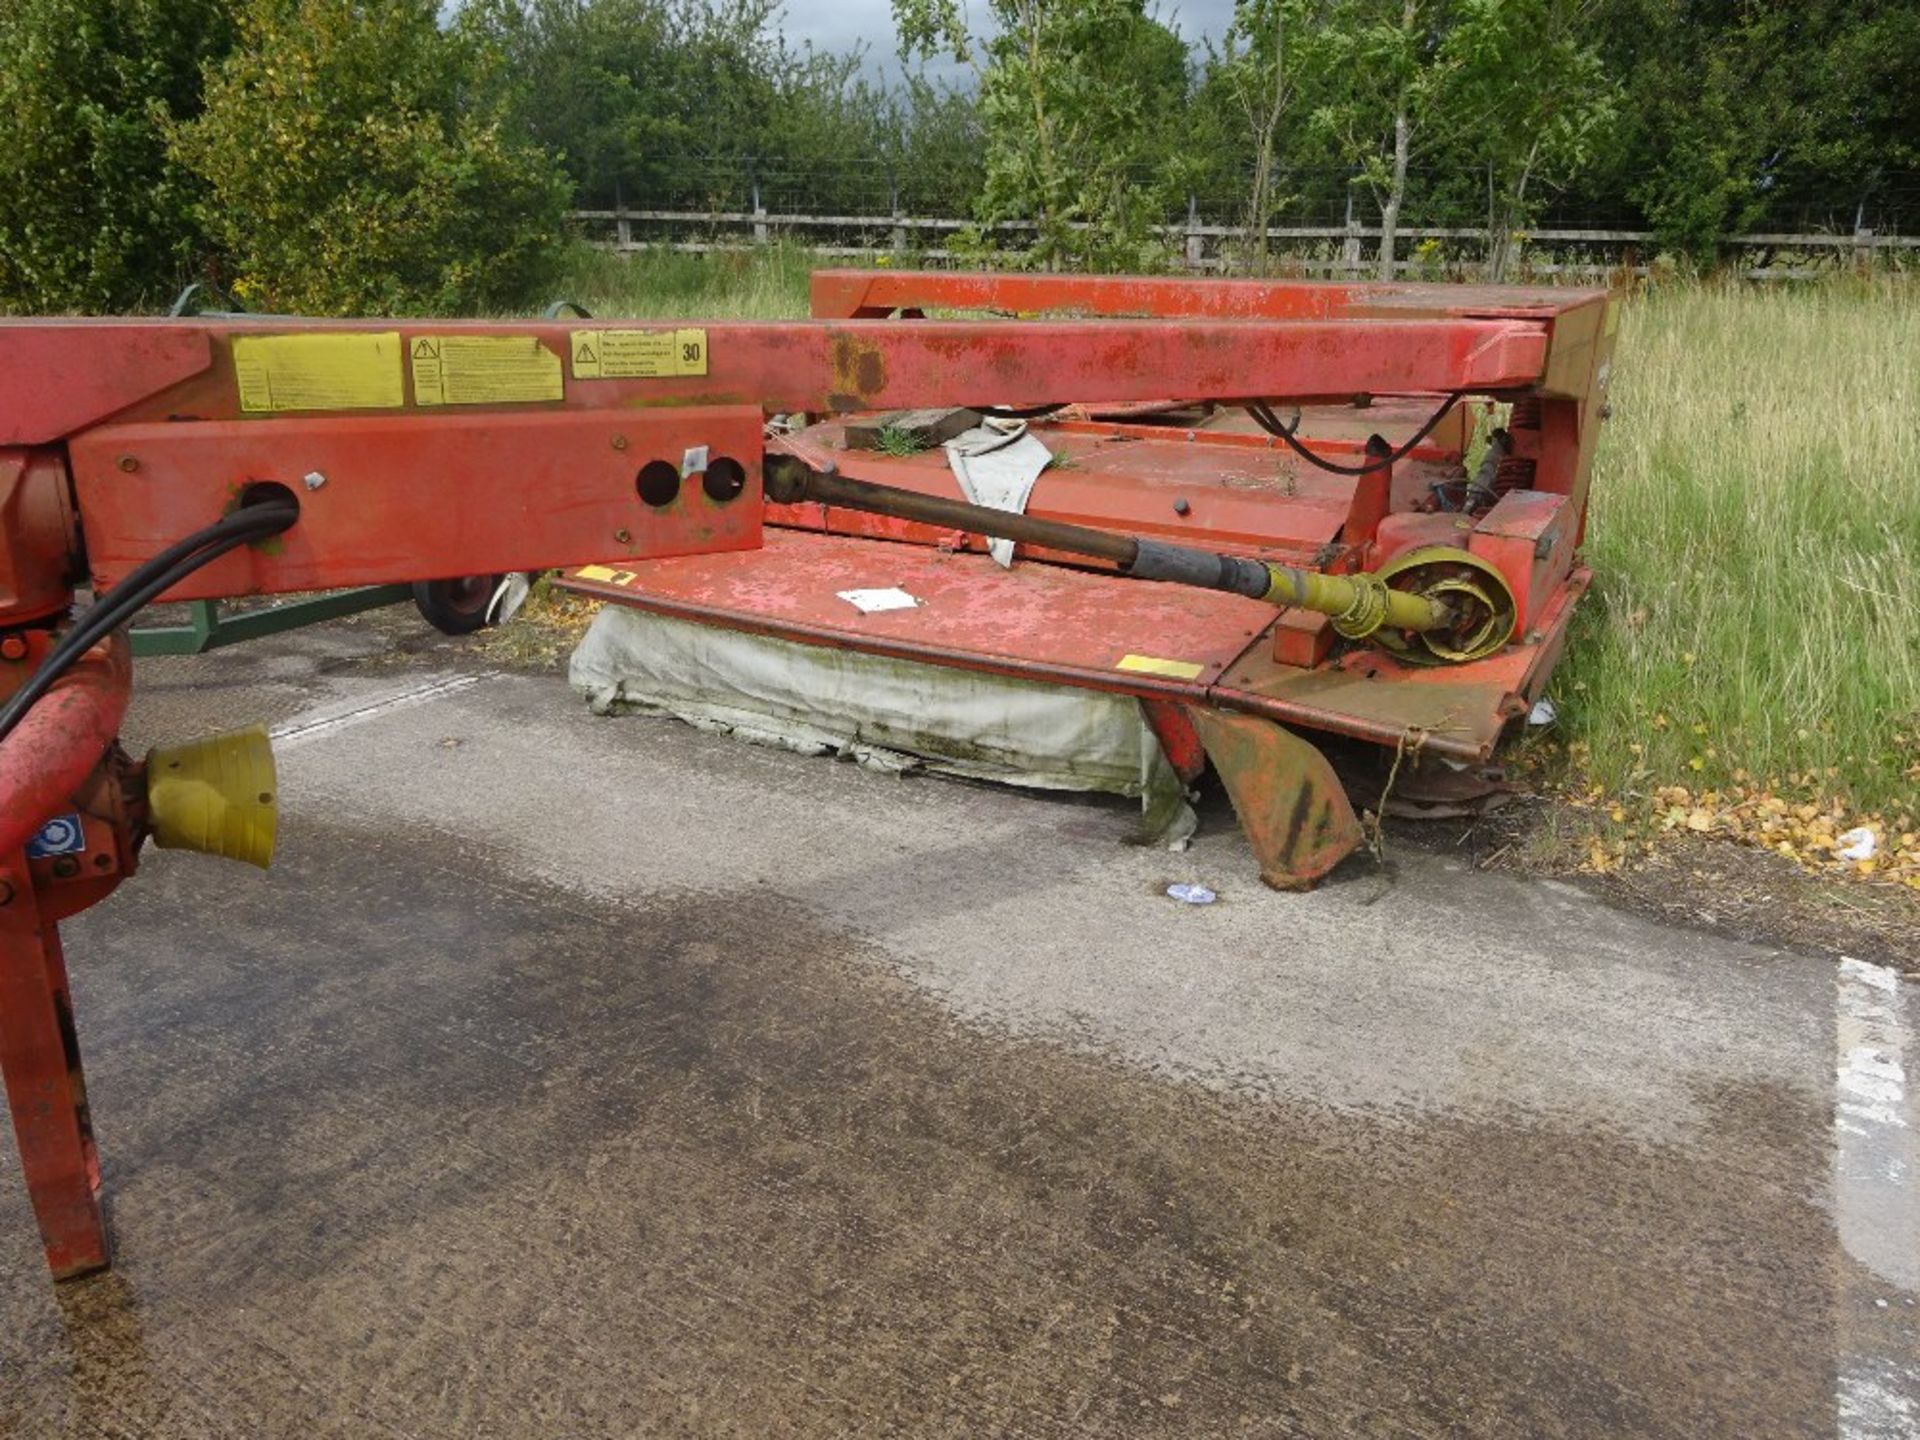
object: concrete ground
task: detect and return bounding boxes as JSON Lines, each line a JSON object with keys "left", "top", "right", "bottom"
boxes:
{"left": 0, "top": 613, "right": 1914, "bottom": 1438}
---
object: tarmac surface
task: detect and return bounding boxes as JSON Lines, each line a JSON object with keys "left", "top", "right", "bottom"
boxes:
{"left": 0, "top": 615, "right": 1915, "bottom": 1438}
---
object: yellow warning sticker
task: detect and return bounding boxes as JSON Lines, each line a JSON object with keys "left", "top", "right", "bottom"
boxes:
{"left": 1116, "top": 654, "right": 1206, "bottom": 681}
{"left": 234, "top": 333, "right": 405, "bottom": 413}
{"left": 411, "top": 335, "right": 563, "bottom": 406}
{"left": 571, "top": 328, "right": 708, "bottom": 380}
{"left": 573, "top": 564, "right": 642, "bottom": 587}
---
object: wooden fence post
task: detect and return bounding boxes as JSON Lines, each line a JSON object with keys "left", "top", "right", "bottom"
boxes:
{"left": 1341, "top": 189, "right": 1363, "bottom": 279}
{"left": 752, "top": 181, "right": 768, "bottom": 247}
{"left": 1184, "top": 194, "right": 1202, "bottom": 272}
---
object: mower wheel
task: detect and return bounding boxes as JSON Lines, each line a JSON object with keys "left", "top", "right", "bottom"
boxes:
{"left": 412, "top": 575, "right": 504, "bottom": 636}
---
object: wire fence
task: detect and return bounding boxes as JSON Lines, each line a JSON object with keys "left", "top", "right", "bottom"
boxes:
{"left": 573, "top": 161, "right": 1920, "bottom": 281}
{"left": 574, "top": 160, "right": 1920, "bottom": 237}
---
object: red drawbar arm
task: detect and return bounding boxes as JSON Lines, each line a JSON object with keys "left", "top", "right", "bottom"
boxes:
{"left": 0, "top": 634, "right": 130, "bottom": 857}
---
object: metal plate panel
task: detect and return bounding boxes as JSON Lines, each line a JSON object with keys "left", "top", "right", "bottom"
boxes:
{"left": 71, "top": 408, "right": 765, "bottom": 598}
{"left": 561, "top": 530, "right": 1276, "bottom": 700}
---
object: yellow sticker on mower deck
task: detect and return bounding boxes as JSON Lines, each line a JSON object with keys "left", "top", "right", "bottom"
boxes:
{"left": 570, "top": 328, "right": 708, "bottom": 380}
{"left": 411, "top": 335, "right": 563, "bottom": 406}
{"left": 1116, "top": 654, "right": 1206, "bottom": 681}
{"left": 573, "top": 564, "right": 641, "bottom": 587}
{"left": 234, "top": 333, "right": 405, "bottom": 413}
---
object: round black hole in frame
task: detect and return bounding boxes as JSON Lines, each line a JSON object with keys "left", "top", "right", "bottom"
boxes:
{"left": 636, "top": 460, "right": 681, "bottom": 508}
{"left": 238, "top": 479, "right": 300, "bottom": 515}
{"left": 703, "top": 456, "right": 747, "bottom": 504}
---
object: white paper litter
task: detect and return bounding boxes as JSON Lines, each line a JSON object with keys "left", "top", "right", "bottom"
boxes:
{"left": 1528, "top": 697, "right": 1558, "bottom": 726}
{"left": 1166, "top": 883, "right": 1217, "bottom": 905}
{"left": 1836, "top": 826, "right": 1879, "bottom": 862}
{"left": 836, "top": 587, "right": 921, "bottom": 614}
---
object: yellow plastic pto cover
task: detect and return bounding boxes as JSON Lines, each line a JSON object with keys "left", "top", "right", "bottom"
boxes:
{"left": 144, "top": 725, "right": 278, "bottom": 869}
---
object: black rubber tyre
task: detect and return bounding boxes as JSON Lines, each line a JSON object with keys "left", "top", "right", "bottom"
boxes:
{"left": 412, "top": 575, "right": 503, "bottom": 636}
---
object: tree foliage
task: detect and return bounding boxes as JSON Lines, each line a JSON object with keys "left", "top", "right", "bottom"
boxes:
{"left": 0, "top": 0, "right": 1914, "bottom": 312}
{"left": 0, "top": 0, "right": 236, "bottom": 312}
{"left": 1591, "top": 0, "right": 1920, "bottom": 254}
{"left": 174, "top": 0, "right": 570, "bottom": 315}
{"left": 896, "top": 0, "right": 1194, "bottom": 270}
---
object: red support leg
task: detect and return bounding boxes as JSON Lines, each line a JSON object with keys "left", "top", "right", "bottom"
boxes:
{"left": 0, "top": 855, "right": 109, "bottom": 1280}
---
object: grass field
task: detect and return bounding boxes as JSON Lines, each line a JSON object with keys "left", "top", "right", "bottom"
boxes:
{"left": 1575, "top": 281, "right": 1918, "bottom": 826}
{"left": 551, "top": 247, "right": 1919, "bottom": 834}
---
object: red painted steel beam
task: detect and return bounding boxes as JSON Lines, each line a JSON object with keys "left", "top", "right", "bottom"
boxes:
{"left": 0, "top": 325, "right": 213, "bottom": 445}
{"left": 71, "top": 408, "right": 768, "bottom": 598}
{"left": 808, "top": 269, "right": 1607, "bottom": 324}
{"left": 11, "top": 317, "right": 1552, "bottom": 438}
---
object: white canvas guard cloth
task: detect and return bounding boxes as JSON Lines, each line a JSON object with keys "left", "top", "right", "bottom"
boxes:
{"left": 570, "top": 605, "right": 1196, "bottom": 849}
{"left": 944, "top": 418, "right": 1053, "bottom": 568}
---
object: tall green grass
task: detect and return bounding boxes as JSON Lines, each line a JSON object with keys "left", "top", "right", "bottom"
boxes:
{"left": 552, "top": 249, "right": 1919, "bottom": 814}
{"left": 1573, "top": 281, "right": 1919, "bottom": 816}
{"left": 551, "top": 243, "right": 815, "bottom": 319}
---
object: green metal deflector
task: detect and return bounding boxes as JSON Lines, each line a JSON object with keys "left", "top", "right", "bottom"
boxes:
{"left": 132, "top": 587, "right": 413, "bottom": 658}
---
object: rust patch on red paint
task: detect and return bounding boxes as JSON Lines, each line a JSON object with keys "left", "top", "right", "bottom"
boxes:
{"left": 829, "top": 335, "right": 887, "bottom": 410}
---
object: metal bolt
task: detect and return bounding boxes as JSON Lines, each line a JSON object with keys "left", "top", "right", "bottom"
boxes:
{"left": 51, "top": 857, "right": 79, "bottom": 879}
{"left": 1172, "top": 497, "right": 1191, "bottom": 517}
{"left": 117, "top": 455, "right": 139, "bottom": 473}
{"left": 614, "top": 528, "right": 632, "bottom": 544}
{"left": 302, "top": 471, "right": 327, "bottom": 491}
{"left": 610, "top": 434, "right": 629, "bottom": 451}
{"left": 0, "top": 635, "right": 27, "bottom": 662}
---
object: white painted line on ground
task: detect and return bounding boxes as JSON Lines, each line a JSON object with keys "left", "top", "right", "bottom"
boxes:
{"left": 270, "top": 673, "right": 489, "bottom": 749}
{"left": 1833, "top": 954, "right": 1919, "bottom": 1440}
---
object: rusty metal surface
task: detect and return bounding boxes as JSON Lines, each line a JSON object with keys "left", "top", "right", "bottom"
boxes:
{"left": 560, "top": 538, "right": 1587, "bottom": 764}
{"left": 71, "top": 408, "right": 766, "bottom": 598}
{"left": 1184, "top": 705, "right": 1364, "bottom": 889}
{"left": 562, "top": 530, "right": 1277, "bottom": 699}
{"left": 14, "top": 316, "right": 1552, "bottom": 435}
{"left": 809, "top": 269, "right": 1607, "bottom": 324}
{"left": 805, "top": 271, "right": 1612, "bottom": 406}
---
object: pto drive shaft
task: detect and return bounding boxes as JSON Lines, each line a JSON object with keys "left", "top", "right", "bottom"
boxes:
{"left": 762, "top": 458, "right": 1504, "bottom": 658}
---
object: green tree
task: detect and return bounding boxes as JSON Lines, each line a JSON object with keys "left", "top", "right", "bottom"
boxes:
{"left": 1308, "top": 0, "right": 1469, "bottom": 279}
{"left": 173, "top": 0, "right": 569, "bottom": 314}
{"left": 1592, "top": 0, "right": 1920, "bottom": 257}
{"left": 0, "top": 0, "right": 236, "bottom": 312}
{"left": 1439, "top": 0, "right": 1617, "bottom": 280}
{"left": 895, "top": 0, "right": 1194, "bottom": 270}
{"left": 1201, "top": 0, "right": 1338, "bottom": 269}
{"left": 462, "top": 0, "right": 911, "bottom": 214}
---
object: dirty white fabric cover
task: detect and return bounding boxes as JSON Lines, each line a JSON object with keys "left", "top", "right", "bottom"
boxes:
{"left": 944, "top": 419, "right": 1053, "bottom": 568}
{"left": 570, "top": 605, "right": 1195, "bottom": 847}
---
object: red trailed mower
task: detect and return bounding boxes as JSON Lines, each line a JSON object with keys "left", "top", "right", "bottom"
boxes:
{"left": 0, "top": 271, "right": 1614, "bottom": 1281}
